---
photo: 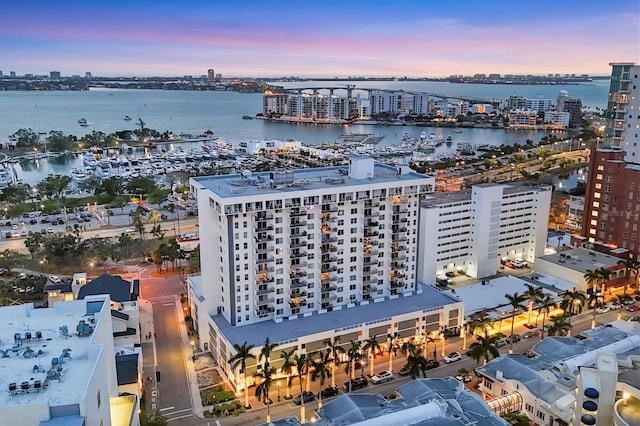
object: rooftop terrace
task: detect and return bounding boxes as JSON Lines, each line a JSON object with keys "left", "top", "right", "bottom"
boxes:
{"left": 537, "top": 246, "right": 626, "bottom": 274}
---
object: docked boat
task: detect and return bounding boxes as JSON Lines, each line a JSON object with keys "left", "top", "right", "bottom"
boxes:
{"left": 82, "top": 153, "right": 98, "bottom": 169}
{"left": 242, "top": 115, "right": 254, "bottom": 120}
{"left": 124, "top": 115, "right": 132, "bottom": 121}
{"left": 456, "top": 142, "right": 475, "bottom": 156}
{"left": 78, "top": 118, "right": 89, "bottom": 127}
{"left": 70, "top": 168, "right": 89, "bottom": 182}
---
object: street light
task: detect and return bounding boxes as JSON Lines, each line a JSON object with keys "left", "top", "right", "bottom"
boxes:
{"left": 39, "top": 260, "right": 44, "bottom": 273}
{"left": 277, "top": 381, "right": 281, "bottom": 402}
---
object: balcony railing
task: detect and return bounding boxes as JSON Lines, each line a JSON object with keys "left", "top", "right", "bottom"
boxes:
{"left": 321, "top": 285, "right": 337, "bottom": 292}
{"left": 290, "top": 209, "right": 306, "bottom": 217}
{"left": 290, "top": 241, "right": 307, "bottom": 248}
{"left": 290, "top": 271, "right": 306, "bottom": 278}
{"left": 255, "top": 297, "right": 275, "bottom": 306}
{"left": 391, "top": 254, "right": 407, "bottom": 261}
{"left": 256, "top": 235, "right": 274, "bottom": 243}
{"left": 392, "top": 227, "right": 407, "bottom": 233}
{"left": 364, "top": 211, "right": 380, "bottom": 218}
{"left": 256, "top": 266, "right": 274, "bottom": 273}
{"left": 391, "top": 280, "right": 405, "bottom": 288}
{"left": 291, "top": 251, "right": 308, "bottom": 259}
{"left": 321, "top": 294, "right": 337, "bottom": 301}
{"left": 256, "top": 256, "right": 275, "bottom": 264}
{"left": 363, "top": 277, "right": 377, "bottom": 285}
{"left": 321, "top": 265, "right": 337, "bottom": 273}
{"left": 255, "top": 224, "right": 274, "bottom": 232}
{"left": 364, "top": 221, "right": 379, "bottom": 228}
{"left": 291, "top": 230, "right": 307, "bottom": 238}
{"left": 321, "top": 256, "right": 338, "bottom": 263}
{"left": 256, "top": 307, "right": 274, "bottom": 317}
{"left": 363, "top": 285, "right": 377, "bottom": 293}
{"left": 290, "top": 280, "right": 307, "bottom": 289}
{"left": 256, "top": 213, "right": 274, "bottom": 220}
{"left": 321, "top": 275, "right": 337, "bottom": 284}
{"left": 256, "top": 245, "right": 274, "bottom": 254}
{"left": 291, "top": 260, "right": 307, "bottom": 268}
{"left": 392, "top": 236, "right": 407, "bottom": 242}
{"left": 257, "top": 286, "right": 275, "bottom": 295}
{"left": 290, "top": 220, "right": 307, "bottom": 228}
{"left": 290, "top": 290, "right": 307, "bottom": 298}
{"left": 364, "top": 231, "right": 379, "bottom": 237}
{"left": 321, "top": 237, "right": 338, "bottom": 244}
{"left": 363, "top": 258, "right": 377, "bottom": 266}
{"left": 257, "top": 276, "right": 274, "bottom": 284}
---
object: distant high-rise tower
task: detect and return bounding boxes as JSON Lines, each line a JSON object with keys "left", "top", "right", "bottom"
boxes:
{"left": 50, "top": 71, "right": 61, "bottom": 79}
{"left": 9, "top": 71, "right": 16, "bottom": 77}
{"left": 207, "top": 69, "right": 215, "bottom": 79}
{"left": 0, "top": 70, "right": 3, "bottom": 77}
{"left": 85, "top": 72, "right": 92, "bottom": 79}
{"left": 605, "top": 62, "right": 640, "bottom": 163}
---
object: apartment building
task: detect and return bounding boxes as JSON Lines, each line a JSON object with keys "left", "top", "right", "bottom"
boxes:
{"left": 605, "top": 62, "right": 640, "bottom": 163}
{"left": 524, "top": 95, "right": 552, "bottom": 112}
{"left": 0, "top": 296, "right": 139, "bottom": 426}
{"left": 262, "top": 90, "right": 288, "bottom": 116}
{"left": 418, "top": 183, "right": 551, "bottom": 280}
{"left": 370, "top": 90, "right": 400, "bottom": 114}
{"left": 508, "top": 110, "right": 539, "bottom": 129}
{"left": 188, "top": 158, "right": 464, "bottom": 389}
{"left": 582, "top": 63, "right": 640, "bottom": 256}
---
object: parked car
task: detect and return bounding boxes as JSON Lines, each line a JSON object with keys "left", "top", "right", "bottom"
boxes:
{"left": 455, "top": 374, "right": 473, "bottom": 383}
{"left": 626, "top": 304, "right": 640, "bottom": 312}
{"left": 443, "top": 352, "right": 463, "bottom": 364}
{"left": 48, "top": 275, "right": 62, "bottom": 284}
{"left": 29, "top": 218, "right": 37, "bottom": 225}
{"left": 507, "top": 334, "right": 522, "bottom": 344}
{"left": 370, "top": 370, "right": 394, "bottom": 385}
{"left": 4, "top": 232, "right": 11, "bottom": 239}
{"left": 608, "top": 302, "right": 622, "bottom": 310}
{"left": 293, "top": 391, "right": 315, "bottom": 405}
{"left": 57, "top": 219, "right": 65, "bottom": 225}
{"left": 595, "top": 305, "right": 611, "bottom": 313}
{"left": 0, "top": 268, "right": 8, "bottom": 275}
{"left": 344, "top": 376, "right": 368, "bottom": 391}
{"left": 494, "top": 338, "right": 508, "bottom": 348}
{"left": 18, "top": 272, "right": 27, "bottom": 279}
{"left": 424, "top": 359, "right": 440, "bottom": 370}
{"left": 320, "top": 386, "right": 339, "bottom": 398}
{"left": 628, "top": 316, "right": 640, "bottom": 323}
{"left": 47, "top": 227, "right": 54, "bottom": 233}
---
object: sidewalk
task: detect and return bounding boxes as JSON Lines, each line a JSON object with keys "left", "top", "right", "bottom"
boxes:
{"left": 139, "top": 299, "right": 159, "bottom": 411}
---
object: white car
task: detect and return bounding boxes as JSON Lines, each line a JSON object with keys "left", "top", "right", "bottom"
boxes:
{"left": 370, "top": 370, "right": 394, "bottom": 385}
{"left": 124, "top": 228, "right": 136, "bottom": 234}
{"left": 595, "top": 305, "right": 611, "bottom": 313}
{"left": 443, "top": 352, "right": 463, "bottom": 364}
{"left": 48, "top": 275, "right": 62, "bottom": 284}
{"left": 608, "top": 302, "right": 621, "bottom": 310}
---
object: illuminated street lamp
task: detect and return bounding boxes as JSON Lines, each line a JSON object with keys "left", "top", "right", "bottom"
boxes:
{"left": 39, "top": 260, "right": 44, "bottom": 272}
{"left": 277, "top": 381, "right": 281, "bottom": 402}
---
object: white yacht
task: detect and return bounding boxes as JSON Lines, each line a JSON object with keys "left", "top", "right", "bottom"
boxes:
{"left": 82, "top": 153, "right": 98, "bottom": 169}
{"left": 71, "top": 168, "right": 88, "bottom": 182}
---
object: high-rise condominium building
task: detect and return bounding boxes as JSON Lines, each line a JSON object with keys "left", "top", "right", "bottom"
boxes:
{"left": 582, "top": 62, "right": 640, "bottom": 256}
{"left": 188, "top": 158, "right": 464, "bottom": 388}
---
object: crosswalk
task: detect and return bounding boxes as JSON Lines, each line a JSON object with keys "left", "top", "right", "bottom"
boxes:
{"left": 162, "top": 407, "right": 194, "bottom": 422}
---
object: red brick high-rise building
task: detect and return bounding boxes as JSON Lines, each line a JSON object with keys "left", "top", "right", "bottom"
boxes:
{"left": 582, "top": 62, "right": 640, "bottom": 258}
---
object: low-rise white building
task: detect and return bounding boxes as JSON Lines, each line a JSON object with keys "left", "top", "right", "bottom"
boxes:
{"left": 418, "top": 182, "right": 551, "bottom": 281}
{"left": 544, "top": 111, "right": 571, "bottom": 128}
{"left": 0, "top": 296, "right": 140, "bottom": 426}
{"left": 476, "top": 320, "right": 640, "bottom": 426}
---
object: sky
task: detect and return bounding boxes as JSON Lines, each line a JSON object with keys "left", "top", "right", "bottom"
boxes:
{"left": 1, "top": 0, "right": 639, "bottom": 78}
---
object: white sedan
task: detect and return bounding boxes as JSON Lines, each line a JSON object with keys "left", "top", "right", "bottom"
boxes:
{"left": 595, "top": 305, "right": 611, "bottom": 314}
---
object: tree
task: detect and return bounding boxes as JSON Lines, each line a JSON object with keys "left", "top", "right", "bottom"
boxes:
{"left": 24, "top": 233, "right": 43, "bottom": 259}
{"left": 362, "top": 335, "right": 382, "bottom": 376}
{"left": 151, "top": 244, "right": 168, "bottom": 272}
{"left": 228, "top": 341, "right": 256, "bottom": 408}
{"left": 311, "top": 350, "right": 331, "bottom": 408}
{"left": 304, "top": 352, "right": 315, "bottom": 393}
{"left": 11, "top": 128, "right": 38, "bottom": 147}
{"left": 587, "top": 291, "right": 605, "bottom": 329}
{"left": 504, "top": 292, "right": 526, "bottom": 354}
{"left": 140, "top": 410, "right": 168, "bottom": 426}
{"left": 166, "top": 202, "right": 179, "bottom": 235}
{"left": 133, "top": 208, "right": 146, "bottom": 239}
{"left": 46, "top": 131, "right": 75, "bottom": 152}
{"left": 126, "top": 176, "right": 158, "bottom": 197}
{"left": 255, "top": 366, "right": 275, "bottom": 423}
{"left": 41, "top": 234, "right": 87, "bottom": 270}
{"left": 323, "top": 336, "right": 345, "bottom": 388}
{"left": 501, "top": 410, "right": 530, "bottom": 426}
{"left": 467, "top": 334, "right": 501, "bottom": 365}
{"left": 188, "top": 245, "right": 201, "bottom": 273}
{"left": 118, "top": 233, "right": 134, "bottom": 256}
{"left": 148, "top": 210, "right": 162, "bottom": 225}
{"left": 386, "top": 332, "right": 399, "bottom": 372}
{"left": 0, "top": 183, "right": 31, "bottom": 205}
{"left": 539, "top": 295, "right": 554, "bottom": 341}
{"left": 547, "top": 314, "right": 572, "bottom": 336}
{"left": 150, "top": 224, "right": 165, "bottom": 241}
{"left": 561, "top": 289, "right": 586, "bottom": 326}
{"left": 615, "top": 294, "right": 633, "bottom": 320}
{"left": 259, "top": 337, "right": 279, "bottom": 372}
{"left": 0, "top": 249, "right": 24, "bottom": 274}
{"left": 36, "top": 174, "right": 72, "bottom": 200}
{"left": 523, "top": 284, "right": 544, "bottom": 326}
{"left": 400, "top": 341, "right": 428, "bottom": 379}
{"left": 293, "top": 353, "right": 308, "bottom": 423}
{"left": 469, "top": 313, "right": 493, "bottom": 338}
{"left": 280, "top": 349, "right": 295, "bottom": 399}
{"left": 617, "top": 259, "right": 640, "bottom": 294}
{"left": 345, "top": 341, "right": 362, "bottom": 392}
{"left": 95, "top": 176, "right": 125, "bottom": 198}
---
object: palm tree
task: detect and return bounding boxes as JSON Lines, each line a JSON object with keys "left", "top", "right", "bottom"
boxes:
{"left": 293, "top": 354, "right": 308, "bottom": 423}
{"left": 547, "top": 314, "right": 572, "bottom": 336}
{"left": 386, "top": 332, "right": 399, "bottom": 371}
{"left": 467, "top": 334, "right": 501, "bottom": 365}
{"left": 259, "top": 337, "right": 279, "bottom": 372}
{"left": 345, "top": 341, "right": 362, "bottom": 393}
{"left": 255, "top": 366, "right": 275, "bottom": 423}
{"left": 584, "top": 268, "right": 602, "bottom": 294}
{"left": 362, "top": 335, "right": 382, "bottom": 376}
{"left": 117, "top": 233, "right": 134, "bottom": 256}
{"left": 615, "top": 294, "right": 632, "bottom": 320}
{"left": 561, "top": 289, "right": 586, "bottom": 326}
{"left": 400, "top": 341, "right": 427, "bottom": 379}
{"left": 148, "top": 209, "right": 161, "bottom": 225}
{"left": 504, "top": 292, "right": 526, "bottom": 353}
{"left": 323, "top": 336, "right": 345, "bottom": 388}
{"left": 228, "top": 341, "right": 256, "bottom": 408}
{"left": 304, "top": 352, "right": 315, "bottom": 393}
{"left": 279, "top": 349, "right": 295, "bottom": 399}
{"left": 523, "top": 284, "right": 544, "bottom": 326}
{"left": 539, "top": 294, "right": 554, "bottom": 341}
{"left": 311, "top": 350, "right": 332, "bottom": 408}
{"left": 617, "top": 259, "right": 640, "bottom": 294}
{"left": 423, "top": 334, "right": 436, "bottom": 359}
{"left": 469, "top": 313, "right": 493, "bottom": 338}
{"left": 587, "top": 291, "right": 605, "bottom": 329}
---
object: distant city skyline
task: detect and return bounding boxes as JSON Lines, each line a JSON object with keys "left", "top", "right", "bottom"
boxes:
{"left": 1, "top": 0, "right": 638, "bottom": 78}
